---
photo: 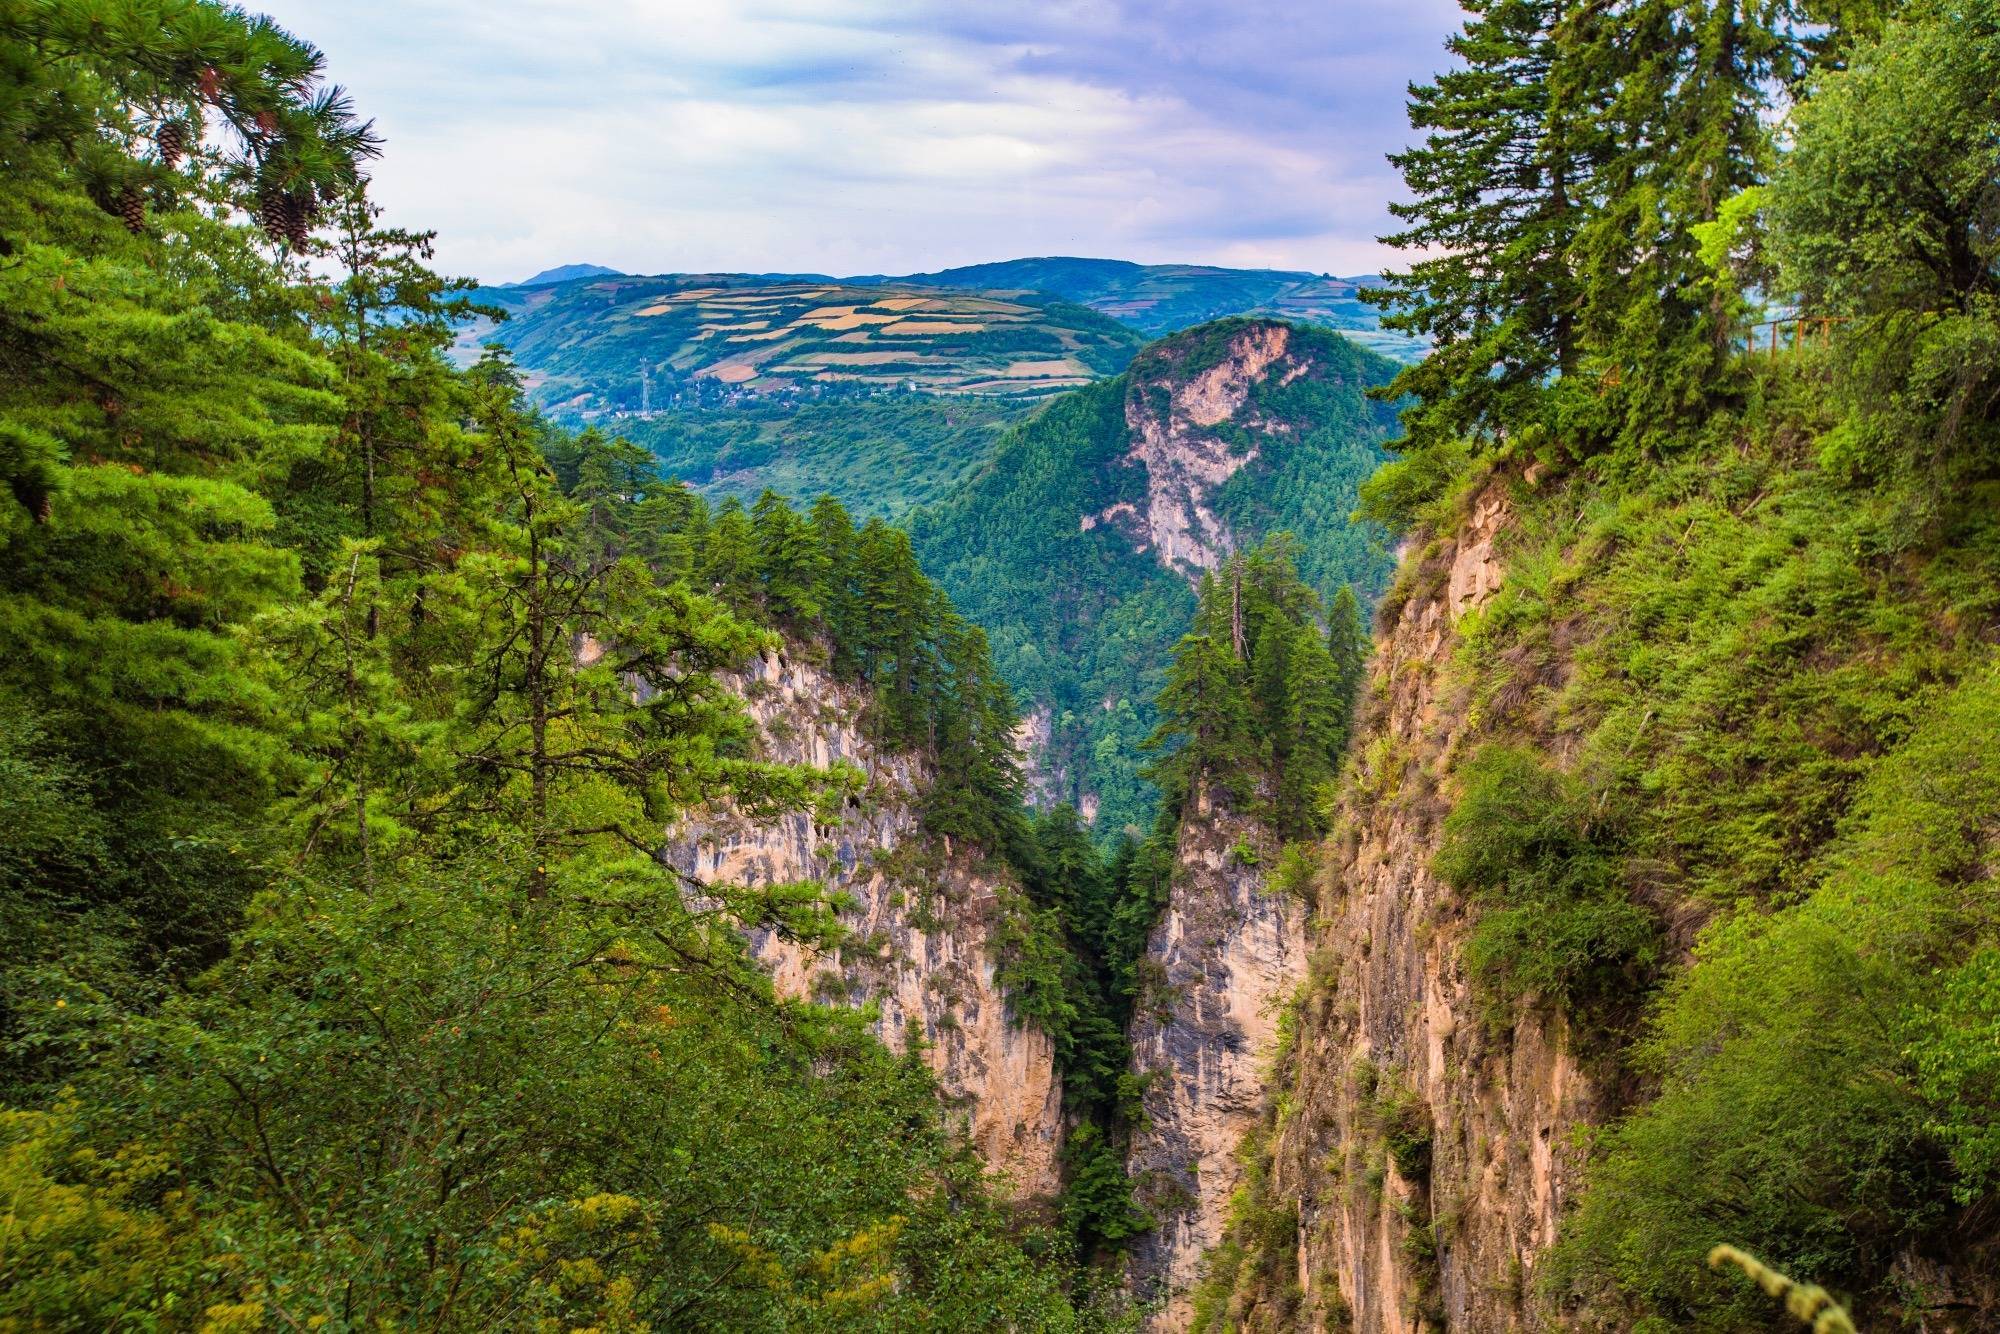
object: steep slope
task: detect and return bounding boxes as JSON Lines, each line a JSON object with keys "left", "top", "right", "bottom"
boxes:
{"left": 913, "top": 319, "right": 1401, "bottom": 837}
{"left": 662, "top": 646, "right": 1065, "bottom": 1201}
{"left": 1124, "top": 796, "right": 1306, "bottom": 1327}
{"left": 1189, "top": 480, "right": 1595, "bottom": 1332}
{"left": 1197, "top": 420, "right": 2000, "bottom": 1330}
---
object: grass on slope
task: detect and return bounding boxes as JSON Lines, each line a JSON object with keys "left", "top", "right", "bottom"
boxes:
{"left": 1381, "top": 347, "right": 2000, "bottom": 1326}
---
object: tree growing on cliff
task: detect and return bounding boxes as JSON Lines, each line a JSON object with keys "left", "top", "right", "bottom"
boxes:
{"left": 1364, "top": 0, "right": 1598, "bottom": 458}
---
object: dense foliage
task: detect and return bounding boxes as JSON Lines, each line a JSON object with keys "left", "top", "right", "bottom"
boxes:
{"left": 618, "top": 395, "right": 1033, "bottom": 518}
{"left": 1357, "top": 0, "right": 2000, "bottom": 1325}
{"left": 0, "top": 4, "right": 1127, "bottom": 1326}
{"left": 1143, "top": 539, "right": 1367, "bottom": 844}
{"left": 912, "top": 321, "right": 1399, "bottom": 840}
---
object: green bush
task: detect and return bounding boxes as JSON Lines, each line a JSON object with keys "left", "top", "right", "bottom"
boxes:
{"left": 1433, "top": 745, "right": 1659, "bottom": 1029}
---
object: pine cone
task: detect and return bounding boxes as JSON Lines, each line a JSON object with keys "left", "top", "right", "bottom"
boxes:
{"left": 120, "top": 186, "right": 145, "bottom": 234}
{"left": 283, "top": 192, "right": 314, "bottom": 249}
{"left": 158, "top": 120, "right": 186, "bottom": 169}
{"left": 258, "top": 188, "right": 287, "bottom": 242}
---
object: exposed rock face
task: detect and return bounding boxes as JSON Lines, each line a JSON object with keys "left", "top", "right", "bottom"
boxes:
{"left": 1127, "top": 789, "right": 1307, "bottom": 1329}
{"left": 1255, "top": 483, "right": 1602, "bottom": 1331}
{"left": 663, "top": 648, "right": 1065, "bottom": 1202}
{"left": 1091, "top": 321, "right": 1309, "bottom": 581}
{"left": 1013, "top": 703, "right": 1069, "bottom": 812}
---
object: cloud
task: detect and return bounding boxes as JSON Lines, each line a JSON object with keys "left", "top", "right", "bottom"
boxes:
{"left": 255, "top": 0, "right": 1463, "bottom": 282}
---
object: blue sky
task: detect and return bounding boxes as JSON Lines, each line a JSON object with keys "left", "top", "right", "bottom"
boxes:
{"left": 257, "top": 1, "right": 1465, "bottom": 285}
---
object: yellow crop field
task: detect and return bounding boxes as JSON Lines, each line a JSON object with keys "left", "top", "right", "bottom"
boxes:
{"left": 999, "top": 359, "right": 1087, "bottom": 378}
{"left": 801, "top": 312, "right": 904, "bottom": 330}
{"left": 882, "top": 320, "right": 987, "bottom": 334}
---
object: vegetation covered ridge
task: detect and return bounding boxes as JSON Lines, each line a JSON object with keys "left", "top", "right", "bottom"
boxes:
{"left": 912, "top": 317, "right": 1401, "bottom": 841}
{"left": 1203, "top": 0, "right": 2000, "bottom": 1328}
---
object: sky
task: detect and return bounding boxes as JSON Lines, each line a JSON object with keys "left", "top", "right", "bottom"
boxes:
{"left": 255, "top": 1, "right": 1466, "bottom": 286}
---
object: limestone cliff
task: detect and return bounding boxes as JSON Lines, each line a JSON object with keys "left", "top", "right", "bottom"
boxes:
{"left": 1205, "top": 480, "right": 1600, "bottom": 1331}
{"left": 1089, "top": 321, "right": 1311, "bottom": 581}
{"left": 663, "top": 647, "right": 1065, "bottom": 1202}
{"left": 1126, "top": 790, "right": 1307, "bottom": 1328}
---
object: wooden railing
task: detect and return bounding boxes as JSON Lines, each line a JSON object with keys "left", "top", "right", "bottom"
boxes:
{"left": 1746, "top": 314, "right": 1847, "bottom": 358}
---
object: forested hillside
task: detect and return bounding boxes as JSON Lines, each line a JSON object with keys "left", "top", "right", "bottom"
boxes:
{"left": 0, "top": 6, "right": 1133, "bottom": 1325}
{"left": 913, "top": 319, "right": 1400, "bottom": 838}
{"left": 1198, "top": 0, "right": 2000, "bottom": 1329}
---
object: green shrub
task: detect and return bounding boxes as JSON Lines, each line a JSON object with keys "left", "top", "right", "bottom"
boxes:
{"left": 1433, "top": 745, "right": 1660, "bottom": 1029}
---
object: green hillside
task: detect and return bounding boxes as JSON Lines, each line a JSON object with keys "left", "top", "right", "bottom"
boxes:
{"left": 459, "top": 259, "right": 1422, "bottom": 516}
{"left": 882, "top": 256, "right": 1425, "bottom": 356}
{"left": 616, "top": 395, "right": 1030, "bottom": 518}
{"left": 466, "top": 272, "right": 1144, "bottom": 411}
{"left": 912, "top": 318, "right": 1402, "bottom": 837}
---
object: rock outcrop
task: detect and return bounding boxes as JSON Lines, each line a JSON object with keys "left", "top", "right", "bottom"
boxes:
{"left": 1126, "top": 790, "right": 1307, "bottom": 1328}
{"left": 664, "top": 648, "right": 1065, "bottom": 1202}
{"left": 1091, "top": 321, "right": 1313, "bottom": 581}
{"left": 1245, "top": 481, "right": 1601, "bottom": 1331}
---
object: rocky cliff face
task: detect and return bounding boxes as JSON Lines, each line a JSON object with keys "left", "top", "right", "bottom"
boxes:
{"left": 1224, "top": 481, "right": 1600, "bottom": 1331}
{"left": 663, "top": 648, "right": 1065, "bottom": 1202}
{"left": 1126, "top": 789, "right": 1307, "bottom": 1328}
{"left": 1088, "top": 321, "right": 1311, "bottom": 582}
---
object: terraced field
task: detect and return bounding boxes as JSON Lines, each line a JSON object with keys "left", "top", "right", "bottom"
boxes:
{"left": 873, "top": 257, "right": 1429, "bottom": 357}
{"left": 471, "top": 273, "right": 1144, "bottom": 415}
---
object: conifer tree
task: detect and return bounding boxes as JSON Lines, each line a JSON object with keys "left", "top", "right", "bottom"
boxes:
{"left": 1145, "top": 630, "right": 1254, "bottom": 808}
{"left": 807, "top": 493, "right": 864, "bottom": 670}
{"left": 1367, "top": 0, "right": 1599, "bottom": 454}
{"left": 702, "top": 497, "right": 761, "bottom": 611}
{"left": 1276, "top": 623, "right": 1348, "bottom": 837}
{"left": 1327, "top": 583, "right": 1369, "bottom": 712}
{"left": 1565, "top": 0, "right": 1820, "bottom": 443}
{"left": 751, "top": 489, "right": 826, "bottom": 625}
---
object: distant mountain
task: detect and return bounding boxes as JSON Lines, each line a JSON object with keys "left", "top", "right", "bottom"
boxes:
{"left": 863, "top": 256, "right": 1420, "bottom": 354}
{"left": 487, "top": 256, "right": 1422, "bottom": 352}
{"left": 467, "top": 271, "right": 1144, "bottom": 410}
{"left": 504, "top": 262, "right": 623, "bottom": 287}
{"left": 459, "top": 257, "right": 1420, "bottom": 522}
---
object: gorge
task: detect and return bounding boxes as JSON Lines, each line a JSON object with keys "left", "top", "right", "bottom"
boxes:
{"left": 4, "top": 1, "right": 1999, "bottom": 1330}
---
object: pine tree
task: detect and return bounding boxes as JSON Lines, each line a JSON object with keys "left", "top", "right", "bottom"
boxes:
{"left": 1367, "top": 0, "right": 1599, "bottom": 456}
{"left": 1144, "top": 631, "right": 1253, "bottom": 809}
{"left": 1327, "top": 583, "right": 1369, "bottom": 713}
{"left": 751, "top": 489, "right": 826, "bottom": 625}
{"left": 1565, "top": 0, "right": 1819, "bottom": 445}
{"left": 808, "top": 493, "right": 864, "bottom": 670}
{"left": 1276, "top": 623, "right": 1348, "bottom": 838}
{"left": 702, "top": 497, "right": 761, "bottom": 611}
